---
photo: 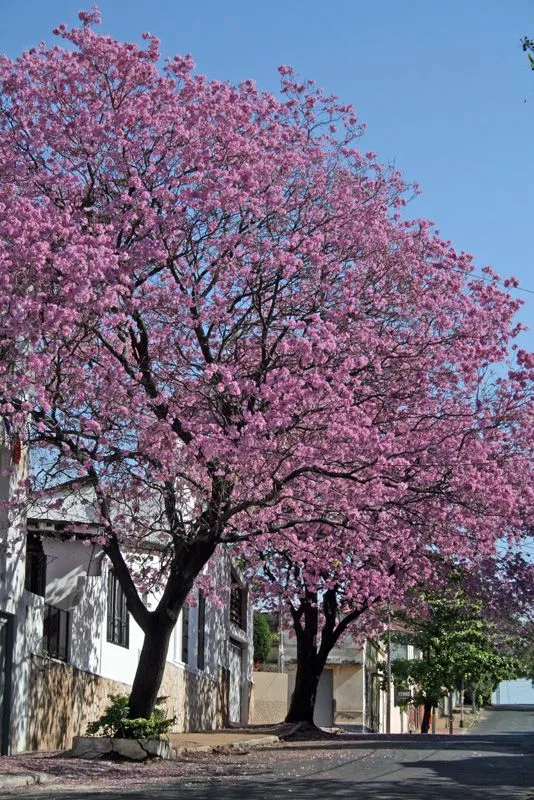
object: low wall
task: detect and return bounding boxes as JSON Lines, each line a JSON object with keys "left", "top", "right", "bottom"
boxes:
{"left": 160, "top": 663, "right": 229, "bottom": 732}
{"left": 27, "top": 656, "right": 230, "bottom": 752}
{"left": 27, "top": 655, "right": 130, "bottom": 752}
{"left": 249, "top": 671, "right": 288, "bottom": 724}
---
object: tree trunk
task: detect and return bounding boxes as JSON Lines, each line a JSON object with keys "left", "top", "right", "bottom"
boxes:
{"left": 285, "top": 655, "right": 323, "bottom": 725}
{"left": 420, "top": 700, "right": 433, "bottom": 734}
{"left": 124, "top": 537, "right": 218, "bottom": 720}
{"left": 285, "top": 597, "right": 326, "bottom": 725}
{"left": 128, "top": 613, "right": 175, "bottom": 719}
{"left": 284, "top": 588, "right": 365, "bottom": 726}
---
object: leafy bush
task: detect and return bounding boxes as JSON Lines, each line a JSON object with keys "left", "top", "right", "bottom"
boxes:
{"left": 253, "top": 613, "right": 272, "bottom": 665}
{"left": 86, "top": 694, "right": 175, "bottom": 739}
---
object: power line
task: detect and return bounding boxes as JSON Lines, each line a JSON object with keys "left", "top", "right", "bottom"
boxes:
{"left": 450, "top": 266, "right": 534, "bottom": 298}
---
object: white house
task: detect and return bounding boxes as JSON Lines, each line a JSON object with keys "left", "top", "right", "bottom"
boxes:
{"left": 0, "top": 428, "right": 253, "bottom": 754}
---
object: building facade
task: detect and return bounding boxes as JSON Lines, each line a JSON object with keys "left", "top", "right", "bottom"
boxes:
{"left": 0, "top": 428, "right": 253, "bottom": 754}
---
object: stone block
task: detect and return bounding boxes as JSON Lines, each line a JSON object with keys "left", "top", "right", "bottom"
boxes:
{"left": 72, "top": 736, "right": 113, "bottom": 759}
{"left": 71, "top": 735, "right": 173, "bottom": 761}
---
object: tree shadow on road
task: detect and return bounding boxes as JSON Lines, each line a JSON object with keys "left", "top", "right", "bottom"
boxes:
{"left": 15, "top": 745, "right": 534, "bottom": 800}
{"left": 14, "top": 764, "right": 532, "bottom": 800}
{"left": 273, "top": 731, "right": 532, "bottom": 754}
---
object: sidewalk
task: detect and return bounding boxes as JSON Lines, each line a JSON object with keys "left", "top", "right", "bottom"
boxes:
{"left": 168, "top": 726, "right": 288, "bottom": 755}
{"left": 0, "top": 771, "right": 50, "bottom": 792}
{"left": 430, "top": 707, "right": 486, "bottom": 736}
{"left": 0, "top": 726, "right": 290, "bottom": 793}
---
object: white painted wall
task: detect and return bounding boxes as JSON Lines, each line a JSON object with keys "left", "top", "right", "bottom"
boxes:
{"left": 0, "top": 434, "right": 38, "bottom": 754}
{"left": 1, "top": 452, "right": 254, "bottom": 748}
{"left": 40, "top": 539, "right": 253, "bottom": 718}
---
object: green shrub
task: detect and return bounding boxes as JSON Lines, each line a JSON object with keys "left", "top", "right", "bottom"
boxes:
{"left": 253, "top": 613, "right": 272, "bottom": 665}
{"left": 86, "top": 694, "right": 175, "bottom": 740}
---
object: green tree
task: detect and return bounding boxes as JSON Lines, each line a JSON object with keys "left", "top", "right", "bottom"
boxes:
{"left": 392, "top": 594, "right": 524, "bottom": 733}
{"left": 253, "top": 614, "right": 273, "bottom": 665}
{"left": 522, "top": 37, "right": 534, "bottom": 70}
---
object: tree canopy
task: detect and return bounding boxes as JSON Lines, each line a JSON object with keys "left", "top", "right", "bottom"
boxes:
{"left": 0, "top": 10, "right": 532, "bottom": 717}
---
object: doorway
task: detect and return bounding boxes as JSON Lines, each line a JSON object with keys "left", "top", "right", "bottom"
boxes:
{"left": 0, "top": 613, "right": 14, "bottom": 755}
{"left": 313, "top": 668, "right": 333, "bottom": 728}
{"left": 228, "top": 641, "right": 242, "bottom": 725}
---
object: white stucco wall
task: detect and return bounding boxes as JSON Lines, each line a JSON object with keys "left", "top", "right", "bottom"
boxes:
{"left": 0, "top": 436, "right": 36, "bottom": 753}
{"left": 2, "top": 453, "right": 255, "bottom": 748}
{"left": 0, "top": 438, "right": 27, "bottom": 616}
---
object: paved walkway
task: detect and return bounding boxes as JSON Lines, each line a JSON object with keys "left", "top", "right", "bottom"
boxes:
{"left": 168, "top": 728, "right": 282, "bottom": 753}
{"left": 0, "top": 727, "right": 287, "bottom": 792}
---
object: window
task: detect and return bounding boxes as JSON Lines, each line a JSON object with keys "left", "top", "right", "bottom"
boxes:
{"left": 197, "top": 591, "right": 206, "bottom": 671}
{"left": 181, "top": 604, "right": 189, "bottom": 664}
{"left": 25, "top": 532, "right": 46, "bottom": 596}
{"left": 230, "top": 577, "right": 246, "bottom": 630}
{"left": 43, "top": 604, "right": 69, "bottom": 661}
{"left": 106, "top": 569, "right": 129, "bottom": 648}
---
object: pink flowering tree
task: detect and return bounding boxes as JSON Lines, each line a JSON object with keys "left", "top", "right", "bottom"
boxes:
{"left": 244, "top": 355, "right": 533, "bottom": 724}
{"left": 0, "top": 11, "right": 532, "bottom": 718}
{"left": 247, "top": 525, "right": 534, "bottom": 725}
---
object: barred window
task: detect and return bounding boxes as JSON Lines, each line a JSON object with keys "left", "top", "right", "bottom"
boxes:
{"left": 197, "top": 591, "right": 206, "bottom": 671}
{"left": 106, "top": 569, "right": 129, "bottom": 648}
{"left": 43, "top": 604, "right": 69, "bottom": 662}
{"left": 230, "top": 577, "right": 246, "bottom": 630}
{"left": 181, "top": 604, "right": 189, "bottom": 664}
{"left": 25, "top": 532, "right": 47, "bottom": 596}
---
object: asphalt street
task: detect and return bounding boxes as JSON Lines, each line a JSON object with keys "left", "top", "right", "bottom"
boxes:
{"left": 9, "top": 706, "right": 534, "bottom": 800}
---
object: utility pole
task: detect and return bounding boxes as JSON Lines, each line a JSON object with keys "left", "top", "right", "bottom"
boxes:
{"left": 459, "top": 678, "right": 465, "bottom": 728}
{"left": 386, "top": 602, "right": 392, "bottom": 734}
{"left": 278, "top": 602, "right": 285, "bottom": 673}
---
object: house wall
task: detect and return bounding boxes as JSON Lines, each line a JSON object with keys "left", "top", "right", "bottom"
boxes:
{"left": 26, "top": 654, "right": 230, "bottom": 751}
{"left": 0, "top": 436, "right": 37, "bottom": 755}
{"left": 1, "top": 450, "right": 254, "bottom": 752}
{"left": 0, "top": 436, "right": 28, "bottom": 617}
{"left": 332, "top": 664, "right": 365, "bottom": 727}
{"left": 249, "top": 671, "right": 288, "bottom": 724}
{"left": 70, "top": 544, "right": 253, "bottom": 702}
{"left": 20, "top": 546, "right": 252, "bottom": 751}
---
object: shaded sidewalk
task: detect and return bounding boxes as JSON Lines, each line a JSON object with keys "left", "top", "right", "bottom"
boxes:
{"left": 0, "top": 725, "right": 292, "bottom": 793}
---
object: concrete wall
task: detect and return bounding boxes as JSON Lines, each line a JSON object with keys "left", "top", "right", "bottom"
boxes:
{"left": 265, "top": 664, "right": 369, "bottom": 730}
{"left": 250, "top": 671, "right": 288, "bottom": 724}
{"left": 249, "top": 663, "right": 412, "bottom": 733}
{"left": 389, "top": 700, "right": 410, "bottom": 734}
{"left": 332, "top": 664, "right": 365, "bottom": 727}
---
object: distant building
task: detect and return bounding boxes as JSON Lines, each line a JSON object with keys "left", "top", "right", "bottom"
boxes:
{"left": 492, "top": 679, "right": 534, "bottom": 705}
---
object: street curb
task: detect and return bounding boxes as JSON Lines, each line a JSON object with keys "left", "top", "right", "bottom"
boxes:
{"left": 175, "top": 733, "right": 281, "bottom": 757}
{"left": 0, "top": 772, "right": 49, "bottom": 790}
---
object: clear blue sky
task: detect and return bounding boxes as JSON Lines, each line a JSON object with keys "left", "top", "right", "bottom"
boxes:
{"left": 1, "top": 0, "right": 533, "bottom": 347}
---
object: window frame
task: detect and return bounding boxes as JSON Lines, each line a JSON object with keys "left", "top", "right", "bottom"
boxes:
{"left": 230, "top": 574, "right": 247, "bottom": 631}
{"left": 106, "top": 568, "right": 129, "bottom": 648}
{"left": 197, "top": 590, "right": 206, "bottom": 671}
{"left": 43, "top": 604, "right": 69, "bottom": 662}
{"left": 181, "top": 603, "right": 190, "bottom": 665}
{"left": 24, "top": 532, "right": 47, "bottom": 597}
